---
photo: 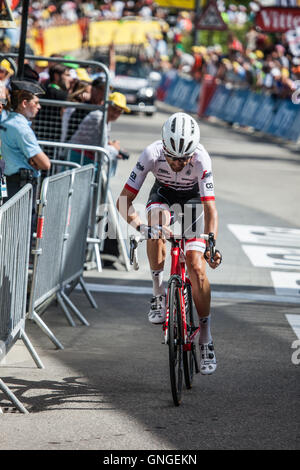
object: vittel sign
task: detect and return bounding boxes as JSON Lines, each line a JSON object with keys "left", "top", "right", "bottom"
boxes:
{"left": 256, "top": 7, "right": 300, "bottom": 33}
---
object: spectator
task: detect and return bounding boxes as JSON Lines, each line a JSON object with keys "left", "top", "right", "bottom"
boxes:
{"left": 0, "top": 80, "right": 51, "bottom": 232}
{"left": 34, "top": 64, "right": 72, "bottom": 145}
{"left": 69, "top": 91, "right": 130, "bottom": 175}
{"left": 65, "top": 76, "right": 106, "bottom": 143}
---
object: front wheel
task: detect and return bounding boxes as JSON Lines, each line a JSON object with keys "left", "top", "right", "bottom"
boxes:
{"left": 168, "top": 281, "right": 184, "bottom": 406}
{"left": 183, "top": 283, "right": 199, "bottom": 389}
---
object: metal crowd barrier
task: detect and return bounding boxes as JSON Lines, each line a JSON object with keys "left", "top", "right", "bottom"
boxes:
{"left": 0, "top": 53, "right": 111, "bottom": 150}
{"left": 0, "top": 185, "right": 44, "bottom": 414}
{"left": 28, "top": 166, "right": 96, "bottom": 349}
{"left": 37, "top": 140, "right": 112, "bottom": 271}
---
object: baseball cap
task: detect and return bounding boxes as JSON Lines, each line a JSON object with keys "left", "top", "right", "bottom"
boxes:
{"left": 10, "top": 79, "right": 45, "bottom": 95}
{"left": 109, "top": 92, "right": 130, "bottom": 113}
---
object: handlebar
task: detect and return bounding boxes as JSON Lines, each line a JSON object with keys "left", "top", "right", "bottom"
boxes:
{"left": 129, "top": 228, "right": 216, "bottom": 270}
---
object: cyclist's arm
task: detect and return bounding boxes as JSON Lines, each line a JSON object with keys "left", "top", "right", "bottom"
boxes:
{"left": 116, "top": 186, "right": 142, "bottom": 230}
{"left": 203, "top": 200, "right": 218, "bottom": 240}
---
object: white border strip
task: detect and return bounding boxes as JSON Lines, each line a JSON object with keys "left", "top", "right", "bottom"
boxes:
{"left": 77, "top": 283, "right": 300, "bottom": 305}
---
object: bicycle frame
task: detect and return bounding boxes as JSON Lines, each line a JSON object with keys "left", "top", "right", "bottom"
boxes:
{"left": 163, "top": 238, "right": 200, "bottom": 348}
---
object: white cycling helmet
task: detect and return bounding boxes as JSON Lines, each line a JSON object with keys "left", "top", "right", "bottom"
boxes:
{"left": 162, "top": 112, "right": 200, "bottom": 158}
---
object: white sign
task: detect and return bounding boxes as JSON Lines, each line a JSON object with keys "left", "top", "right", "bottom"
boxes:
{"left": 228, "top": 224, "right": 300, "bottom": 248}
{"left": 286, "top": 27, "right": 300, "bottom": 56}
{"left": 242, "top": 245, "right": 300, "bottom": 269}
{"left": 271, "top": 271, "right": 300, "bottom": 296}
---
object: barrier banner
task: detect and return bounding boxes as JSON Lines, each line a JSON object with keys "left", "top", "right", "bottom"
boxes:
{"left": 198, "top": 74, "right": 217, "bottom": 117}
{"left": 156, "top": 71, "right": 177, "bottom": 101}
{"left": 266, "top": 99, "right": 300, "bottom": 141}
{"left": 222, "top": 89, "right": 250, "bottom": 123}
{"left": 252, "top": 94, "right": 276, "bottom": 132}
{"left": 238, "top": 92, "right": 262, "bottom": 127}
{"left": 204, "top": 85, "right": 231, "bottom": 118}
{"left": 164, "top": 75, "right": 201, "bottom": 113}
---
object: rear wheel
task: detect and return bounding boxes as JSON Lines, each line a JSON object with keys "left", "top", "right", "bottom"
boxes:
{"left": 168, "top": 281, "right": 183, "bottom": 406}
{"left": 183, "top": 283, "right": 199, "bottom": 389}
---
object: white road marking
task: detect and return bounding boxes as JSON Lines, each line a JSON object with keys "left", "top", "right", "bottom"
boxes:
{"left": 285, "top": 315, "right": 300, "bottom": 339}
{"left": 242, "top": 245, "right": 300, "bottom": 269}
{"left": 77, "top": 283, "right": 300, "bottom": 304}
{"left": 228, "top": 224, "right": 300, "bottom": 248}
{"left": 271, "top": 272, "right": 300, "bottom": 297}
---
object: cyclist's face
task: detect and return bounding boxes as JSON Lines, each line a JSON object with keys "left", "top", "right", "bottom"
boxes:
{"left": 165, "top": 155, "right": 192, "bottom": 172}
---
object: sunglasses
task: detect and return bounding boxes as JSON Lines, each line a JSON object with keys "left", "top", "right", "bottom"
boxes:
{"left": 164, "top": 152, "right": 193, "bottom": 162}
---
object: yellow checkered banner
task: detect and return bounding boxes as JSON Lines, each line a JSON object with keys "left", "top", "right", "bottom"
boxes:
{"left": 29, "top": 19, "right": 165, "bottom": 55}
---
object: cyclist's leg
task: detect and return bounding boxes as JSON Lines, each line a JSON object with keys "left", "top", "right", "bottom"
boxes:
{"left": 185, "top": 249, "right": 217, "bottom": 375}
{"left": 145, "top": 183, "right": 171, "bottom": 323}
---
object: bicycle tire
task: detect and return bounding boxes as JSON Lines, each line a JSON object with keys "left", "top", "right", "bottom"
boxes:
{"left": 183, "top": 283, "right": 199, "bottom": 389}
{"left": 168, "top": 280, "right": 183, "bottom": 406}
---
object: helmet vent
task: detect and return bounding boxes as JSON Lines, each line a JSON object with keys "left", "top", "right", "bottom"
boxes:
{"left": 179, "top": 138, "right": 184, "bottom": 154}
{"left": 171, "top": 118, "right": 176, "bottom": 133}
{"left": 185, "top": 141, "right": 193, "bottom": 153}
{"left": 170, "top": 137, "right": 176, "bottom": 152}
{"left": 190, "top": 120, "right": 195, "bottom": 134}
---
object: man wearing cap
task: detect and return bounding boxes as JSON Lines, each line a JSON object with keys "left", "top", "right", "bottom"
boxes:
{"left": 0, "top": 80, "right": 50, "bottom": 224}
{"left": 69, "top": 91, "right": 130, "bottom": 174}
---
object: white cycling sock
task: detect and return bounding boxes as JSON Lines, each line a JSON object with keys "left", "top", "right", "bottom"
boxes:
{"left": 199, "top": 315, "right": 212, "bottom": 344}
{"left": 151, "top": 269, "right": 165, "bottom": 297}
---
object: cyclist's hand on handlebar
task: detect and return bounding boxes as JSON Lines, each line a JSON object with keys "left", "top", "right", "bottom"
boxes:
{"left": 205, "top": 248, "right": 222, "bottom": 269}
{"left": 137, "top": 224, "right": 173, "bottom": 239}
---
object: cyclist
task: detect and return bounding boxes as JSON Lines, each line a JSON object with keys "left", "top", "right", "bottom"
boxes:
{"left": 117, "top": 112, "right": 222, "bottom": 375}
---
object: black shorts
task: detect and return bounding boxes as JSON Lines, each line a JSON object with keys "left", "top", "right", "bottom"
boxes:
{"left": 146, "top": 180, "right": 206, "bottom": 253}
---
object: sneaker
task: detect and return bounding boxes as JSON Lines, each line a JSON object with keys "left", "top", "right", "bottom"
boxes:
{"left": 199, "top": 342, "right": 217, "bottom": 375}
{"left": 148, "top": 295, "right": 166, "bottom": 324}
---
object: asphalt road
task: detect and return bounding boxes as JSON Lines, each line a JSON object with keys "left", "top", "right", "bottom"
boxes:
{"left": 0, "top": 103, "right": 299, "bottom": 451}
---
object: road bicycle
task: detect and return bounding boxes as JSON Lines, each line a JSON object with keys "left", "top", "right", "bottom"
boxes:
{"left": 130, "top": 228, "right": 216, "bottom": 406}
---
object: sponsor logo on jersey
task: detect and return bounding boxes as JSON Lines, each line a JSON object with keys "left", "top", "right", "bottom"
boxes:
{"left": 201, "top": 170, "right": 212, "bottom": 180}
{"left": 129, "top": 171, "right": 137, "bottom": 182}
{"left": 136, "top": 162, "right": 144, "bottom": 171}
{"left": 206, "top": 182, "right": 214, "bottom": 190}
{"left": 158, "top": 168, "right": 170, "bottom": 175}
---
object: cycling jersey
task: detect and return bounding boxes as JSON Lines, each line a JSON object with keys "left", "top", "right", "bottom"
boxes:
{"left": 124, "top": 140, "right": 215, "bottom": 203}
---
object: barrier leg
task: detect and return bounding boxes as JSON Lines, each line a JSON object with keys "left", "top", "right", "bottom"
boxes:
{"left": 79, "top": 276, "right": 98, "bottom": 309}
{"left": 107, "top": 189, "right": 131, "bottom": 272}
{"left": 20, "top": 330, "right": 44, "bottom": 369}
{"left": 31, "top": 311, "right": 64, "bottom": 350}
{"left": 60, "top": 291, "right": 90, "bottom": 326}
{"left": 0, "top": 378, "right": 29, "bottom": 414}
{"left": 57, "top": 292, "right": 76, "bottom": 327}
{"left": 94, "top": 243, "right": 102, "bottom": 273}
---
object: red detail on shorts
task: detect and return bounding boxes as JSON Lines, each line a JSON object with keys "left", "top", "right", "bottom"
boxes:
{"left": 186, "top": 238, "right": 206, "bottom": 244}
{"left": 201, "top": 196, "right": 215, "bottom": 201}
{"left": 125, "top": 183, "right": 138, "bottom": 195}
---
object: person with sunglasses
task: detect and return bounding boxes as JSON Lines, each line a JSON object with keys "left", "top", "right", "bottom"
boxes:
{"left": 117, "top": 112, "right": 222, "bottom": 375}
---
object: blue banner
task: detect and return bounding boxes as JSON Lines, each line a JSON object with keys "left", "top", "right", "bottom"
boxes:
{"left": 239, "top": 92, "right": 262, "bottom": 127}
{"left": 222, "top": 89, "right": 250, "bottom": 123}
{"left": 205, "top": 85, "right": 231, "bottom": 118}
{"left": 164, "top": 75, "right": 201, "bottom": 113}
{"left": 266, "top": 99, "right": 300, "bottom": 141}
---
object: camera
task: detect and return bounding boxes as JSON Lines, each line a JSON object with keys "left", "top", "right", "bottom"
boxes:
{"left": 119, "top": 150, "right": 130, "bottom": 160}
